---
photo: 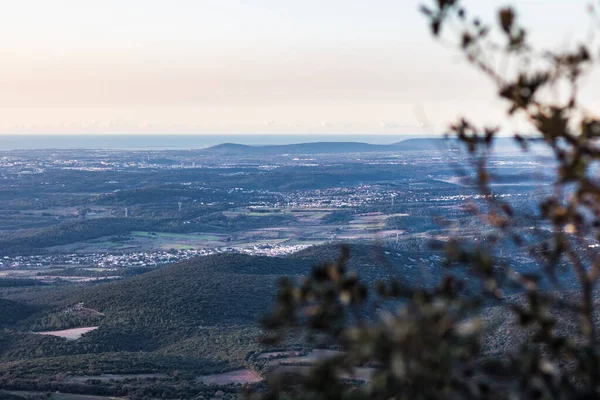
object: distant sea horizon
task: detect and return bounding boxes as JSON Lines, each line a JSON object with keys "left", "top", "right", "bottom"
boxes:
{"left": 0, "top": 134, "right": 428, "bottom": 150}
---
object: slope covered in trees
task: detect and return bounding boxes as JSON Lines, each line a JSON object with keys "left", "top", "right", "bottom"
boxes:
{"left": 0, "top": 254, "right": 316, "bottom": 364}
{"left": 63, "top": 254, "right": 313, "bottom": 327}
{"left": 0, "top": 246, "right": 442, "bottom": 366}
{"left": 0, "top": 299, "right": 40, "bottom": 327}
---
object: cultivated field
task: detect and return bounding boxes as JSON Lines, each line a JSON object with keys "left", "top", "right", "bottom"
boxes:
{"left": 65, "top": 373, "right": 169, "bottom": 383}
{"left": 29, "top": 208, "right": 411, "bottom": 256}
{"left": 198, "top": 369, "right": 262, "bottom": 385}
{"left": 6, "top": 391, "right": 125, "bottom": 400}
{"left": 35, "top": 326, "right": 99, "bottom": 340}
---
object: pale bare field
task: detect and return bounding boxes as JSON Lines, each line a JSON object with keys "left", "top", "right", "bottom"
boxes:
{"left": 35, "top": 326, "right": 98, "bottom": 340}
{"left": 256, "top": 351, "right": 301, "bottom": 359}
{"left": 266, "top": 349, "right": 343, "bottom": 366}
{"left": 198, "top": 369, "right": 262, "bottom": 385}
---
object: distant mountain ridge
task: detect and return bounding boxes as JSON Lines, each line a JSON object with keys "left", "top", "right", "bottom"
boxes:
{"left": 202, "top": 137, "right": 521, "bottom": 155}
{"left": 205, "top": 141, "right": 400, "bottom": 155}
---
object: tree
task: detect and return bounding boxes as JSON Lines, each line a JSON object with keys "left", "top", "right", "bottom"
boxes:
{"left": 253, "top": 2, "right": 600, "bottom": 399}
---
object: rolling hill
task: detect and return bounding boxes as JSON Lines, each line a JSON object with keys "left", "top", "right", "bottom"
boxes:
{"left": 65, "top": 253, "right": 313, "bottom": 329}
{"left": 4, "top": 244, "right": 445, "bottom": 334}
{"left": 0, "top": 244, "right": 449, "bottom": 391}
{"left": 0, "top": 254, "right": 317, "bottom": 384}
{"left": 2, "top": 243, "right": 588, "bottom": 397}
{"left": 0, "top": 254, "right": 315, "bottom": 359}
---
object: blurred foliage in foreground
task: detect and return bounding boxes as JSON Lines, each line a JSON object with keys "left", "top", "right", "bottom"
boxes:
{"left": 253, "top": 1, "right": 600, "bottom": 398}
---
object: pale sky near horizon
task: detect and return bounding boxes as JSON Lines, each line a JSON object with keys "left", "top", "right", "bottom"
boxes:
{"left": 0, "top": 0, "right": 597, "bottom": 135}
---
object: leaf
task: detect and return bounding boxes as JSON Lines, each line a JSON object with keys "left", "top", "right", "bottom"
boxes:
{"left": 431, "top": 18, "right": 442, "bottom": 36}
{"left": 419, "top": 5, "right": 433, "bottom": 17}
{"left": 499, "top": 7, "right": 515, "bottom": 33}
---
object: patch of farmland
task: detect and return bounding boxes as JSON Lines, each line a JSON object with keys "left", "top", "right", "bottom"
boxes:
{"left": 34, "top": 326, "right": 98, "bottom": 340}
{"left": 35, "top": 276, "right": 121, "bottom": 283}
{"left": 256, "top": 351, "right": 302, "bottom": 359}
{"left": 284, "top": 239, "right": 326, "bottom": 246}
{"left": 7, "top": 392, "right": 126, "bottom": 400}
{"left": 65, "top": 373, "right": 169, "bottom": 383}
{"left": 0, "top": 269, "right": 56, "bottom": 277}
{"left": 264, "top": 349, "right": 375, "bottom": 382}
{"left": 350, "top": 212, "right": 409, "bottom": 225}
{"left": 335, "top": 230, "right": 405, "bottom": 240}
{"left": 245, "top": 212, "right": 284, "bottom": 217}
{"left": 267, "top": 349, "right": 343, "bottom": 366}
{"left": 433, "top": 176, "right": 469, "bottom": 187}
{"left": 130, "top": 231, "right": 222, "bottom": 241}
{"left": 238, "top": 230, "right": 287, "bottom": 240}
{"left": 198, "top": 369, "right": 263, "bottom": 385}
{"left": 294, "top": 212, "right": 329, "bottom": 223}
{"left": 276, "top": 365, "right": 375, "bottom": 381}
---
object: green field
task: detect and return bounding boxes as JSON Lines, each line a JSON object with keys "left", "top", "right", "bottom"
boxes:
{"left": 245, "top": 212, "right": 285, "bottom": 217}
{"left": 95, "top": 241, "right": 122, "bottom": 248}
{"left": 130, "top": 231, "right": 221, "bottom": 241}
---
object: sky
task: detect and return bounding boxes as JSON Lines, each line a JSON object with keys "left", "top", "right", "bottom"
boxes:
{"left": 0, "top": 0, "right": 597, "bottom": 135}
